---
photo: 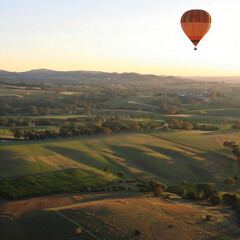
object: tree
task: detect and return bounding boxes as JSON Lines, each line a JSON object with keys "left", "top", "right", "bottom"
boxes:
{"left": 11, "top": 127, "right": 24, "bottom": 139}
{"left": 224, "top": 178, "right": 236, "bottom": 185}
{"left": 147, "top": 180, "right": 167, "bottom": 192}
{"left": 232, "top": 147, "right": 240, "bottom": 162}
{"left": 232, "top": 120, "right": 240, "bottom": 129}
{"left": 117, "top": 171, "right": 124, "bottom": 179}
{"left": 154, "top": 186, "right": 163, "bottom": 197}
{"left": 199, "top": 110, "right": 207, "bottom": 116}
{"left": 104, "top": 166, "right": 110, "bottom": 175}
{"left": 210, "top": 195, "right": 221, "bottom": 205}
{"left": 186, "top": 191, "right": 197, "bottom": 200}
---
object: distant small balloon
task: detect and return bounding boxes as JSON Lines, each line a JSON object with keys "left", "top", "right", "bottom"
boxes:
{"left": 181, "top": 9, "right": 211, "bottom": 50}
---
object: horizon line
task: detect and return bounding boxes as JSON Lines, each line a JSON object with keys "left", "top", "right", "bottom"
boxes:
{"left": 1, "top": 68, "right": 240, "bottom": 78}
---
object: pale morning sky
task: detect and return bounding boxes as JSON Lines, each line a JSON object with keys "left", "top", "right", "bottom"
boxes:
{"left": 0, "top": 0, "right": 240, "bottom": 76}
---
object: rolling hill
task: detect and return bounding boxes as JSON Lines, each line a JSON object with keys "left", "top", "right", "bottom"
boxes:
{"left": 0, "top": 69, "right": 191, "bottom": 85}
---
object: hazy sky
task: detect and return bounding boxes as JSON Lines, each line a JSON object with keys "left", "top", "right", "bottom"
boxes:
{"left": 1, "top": 0, "right": 240, "bottom": 76}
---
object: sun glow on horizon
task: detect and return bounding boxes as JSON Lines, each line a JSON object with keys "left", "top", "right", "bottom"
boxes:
{"left": 1, "top": 0, "right": 240, "bottom": 76}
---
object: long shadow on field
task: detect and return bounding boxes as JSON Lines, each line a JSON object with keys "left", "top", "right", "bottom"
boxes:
{"left": 0, "top": 148, "right": 22, "bottom": 158}
{"left": 16, "top": 210, "right": 93, "bottom": 240}
{"left": 45, "top": 145, "right": 105, "bottom": 170}
{"left": 145, "top": 144, "right": 237, "bottom": 182}
{"left": 0, "top": 149, "right": 42, "bottom": 178}
{"left": 108, "top": 145, "right": 213, "bottom": 184}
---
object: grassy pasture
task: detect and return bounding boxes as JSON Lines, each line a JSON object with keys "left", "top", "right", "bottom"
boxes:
{"left": 0, "top": 218, "right": 27, "bottom": 240}
{"left": 51, "top": 195, "right": 240, "bottom": 239}
{"left": 0, "top": 130, "right": 238, "bottom": 187}
{"left": 15, "top": 211, "right": 83, "bottom": 240}
{"left": 106, "top": 95, "right": 159, "bottom": 111}
{"left": 182, "top": 104, "right": 226, "bottom": 111}
{"left": 183, "top": 108, "right": 240, "bottom": 117}
{"left": 0, "top": 169, "right": 108, "bottom": 200}
{"left": 1, "top": 192, "right": 240, "bottom": 240}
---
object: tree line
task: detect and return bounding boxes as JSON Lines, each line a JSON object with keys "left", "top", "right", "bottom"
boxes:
{"left": 11, "top": 120, "right": 162, "bottom": 140}
{"left": 165, "top": 118, "right": 219, "bottom": 131}
{"left": 223, "top": 141, "right": 240, "bottom": 172}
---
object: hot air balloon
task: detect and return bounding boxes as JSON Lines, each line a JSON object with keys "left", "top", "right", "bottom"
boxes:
{"left": 181, "top": 9, "right": 211, "bottom": 50}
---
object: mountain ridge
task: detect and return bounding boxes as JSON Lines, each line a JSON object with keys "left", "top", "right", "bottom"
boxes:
{"left": 0, "top": 69, "right": 191, "bottom": 84}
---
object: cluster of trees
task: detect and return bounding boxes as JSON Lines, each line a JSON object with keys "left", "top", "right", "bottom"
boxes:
{"left": 146, "top": 180, "right": 168, "bottom": 197}
{"left": 0, "top": 84, "right": 144, "bottom": 116}
{"left": 11, "top": 120, "right": 162, "bottom": 140}
{"left": 165, "top": 118, "right": 219, "bottom": 131}
{"left": 209, "top": 90, "right": 227, "bottom": 99}
{"left": 0, "top": 80, "right": 43, "bottom": 88}
{"left": 0, "top": 96, "right": 56, "bottom": 116}
{"left": 224, "top": 177, "right": 236, "bottom": 185}
{"left": 222, "top": 194, "right": 240, "bottom": 219}
{"left": 150, "top": 98, "right": 182, "bottom": 115}
{"left": 232, "top": 120, "right": 240, "bottom": 129}
{"left": 59, "top": 120, "right": 161, "bottom": 138}
{"left": 223, "top": 141, "right": 240, "bottom": 164}
{"left": 179, "top": 96, "right": 200, "bottom": 105}
{"left": 11, "top": 128, "right": 58, "bottom": 140}
{"left": 159, "top": 103, "right": 181, "bottom": 115}
{"left": 0, "top": 116, "right": 73, "bottom": 128}
{"left": 0, "top": 117, "right": 35, "bottom": 128}
{"left": 182, "top": 187, "right": 221, "bottom": 205}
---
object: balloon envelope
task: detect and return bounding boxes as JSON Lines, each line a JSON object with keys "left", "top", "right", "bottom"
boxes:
{"left": 181, "top": 9, "right": 211, "bottom": 47}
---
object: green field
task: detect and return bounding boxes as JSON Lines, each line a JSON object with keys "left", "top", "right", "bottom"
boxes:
{"left": 1, "top": 129, "right": 239, "bottom": 187}
{"left": 0, "top": 169, "right": 108, "bottom": 200}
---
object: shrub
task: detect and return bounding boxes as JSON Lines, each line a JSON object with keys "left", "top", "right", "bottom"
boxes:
{"left": 203, "top": 215, "right": 214, "bottom": 221}
{"left": 126, "top": 179, "right": 136, "bottom": 183}
{"left": 186, "top": 191, "right": 197, "bottom": 200}
{"left": 210, "top": 195, "right": 221, "bottom": 205}
{"left": 222, "top": 194, "right": 240, "bottom": 209}
{"left": 182, "top": 189, "right": 187, "bottom": 198}
{"left": 135, "top": 230, "right": 141, "bottom": 236}
{"left": 183, "top": 180, "right": 188, "bottom": 185}
{"left": 140, "top": 187, "right": 147, "bottom": 192}
{"left": 224, "top": 178, "right": 236, "bottom": 185}
{"left": 137, "top": 183, "right": 145, "bottom": 188}
{"left": 154, "top": 186, "right": 163, "bottom": 197}
{"left": 198, "top": 190, "right": 204, "bottom": 200}
{"left": 117, "top": 171, "right": 124, "bottom": 178}
{"left": 147, "top": 180, "right": 167, "bottom": 192}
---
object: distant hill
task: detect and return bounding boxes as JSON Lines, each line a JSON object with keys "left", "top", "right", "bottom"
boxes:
{"left": 185, "top": 76, "right": 240, "bottom": 83}
{"left": 0, "top": 69, "right": 191, "bottom": 85}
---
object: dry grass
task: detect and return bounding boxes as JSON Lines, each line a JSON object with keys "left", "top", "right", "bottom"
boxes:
{"left": 2, "top": 192, "right": 240, "bottom": 239}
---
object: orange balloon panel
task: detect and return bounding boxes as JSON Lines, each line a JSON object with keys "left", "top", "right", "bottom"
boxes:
{"left": 181, "top": 10, "right": 211, "bottom": 47}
